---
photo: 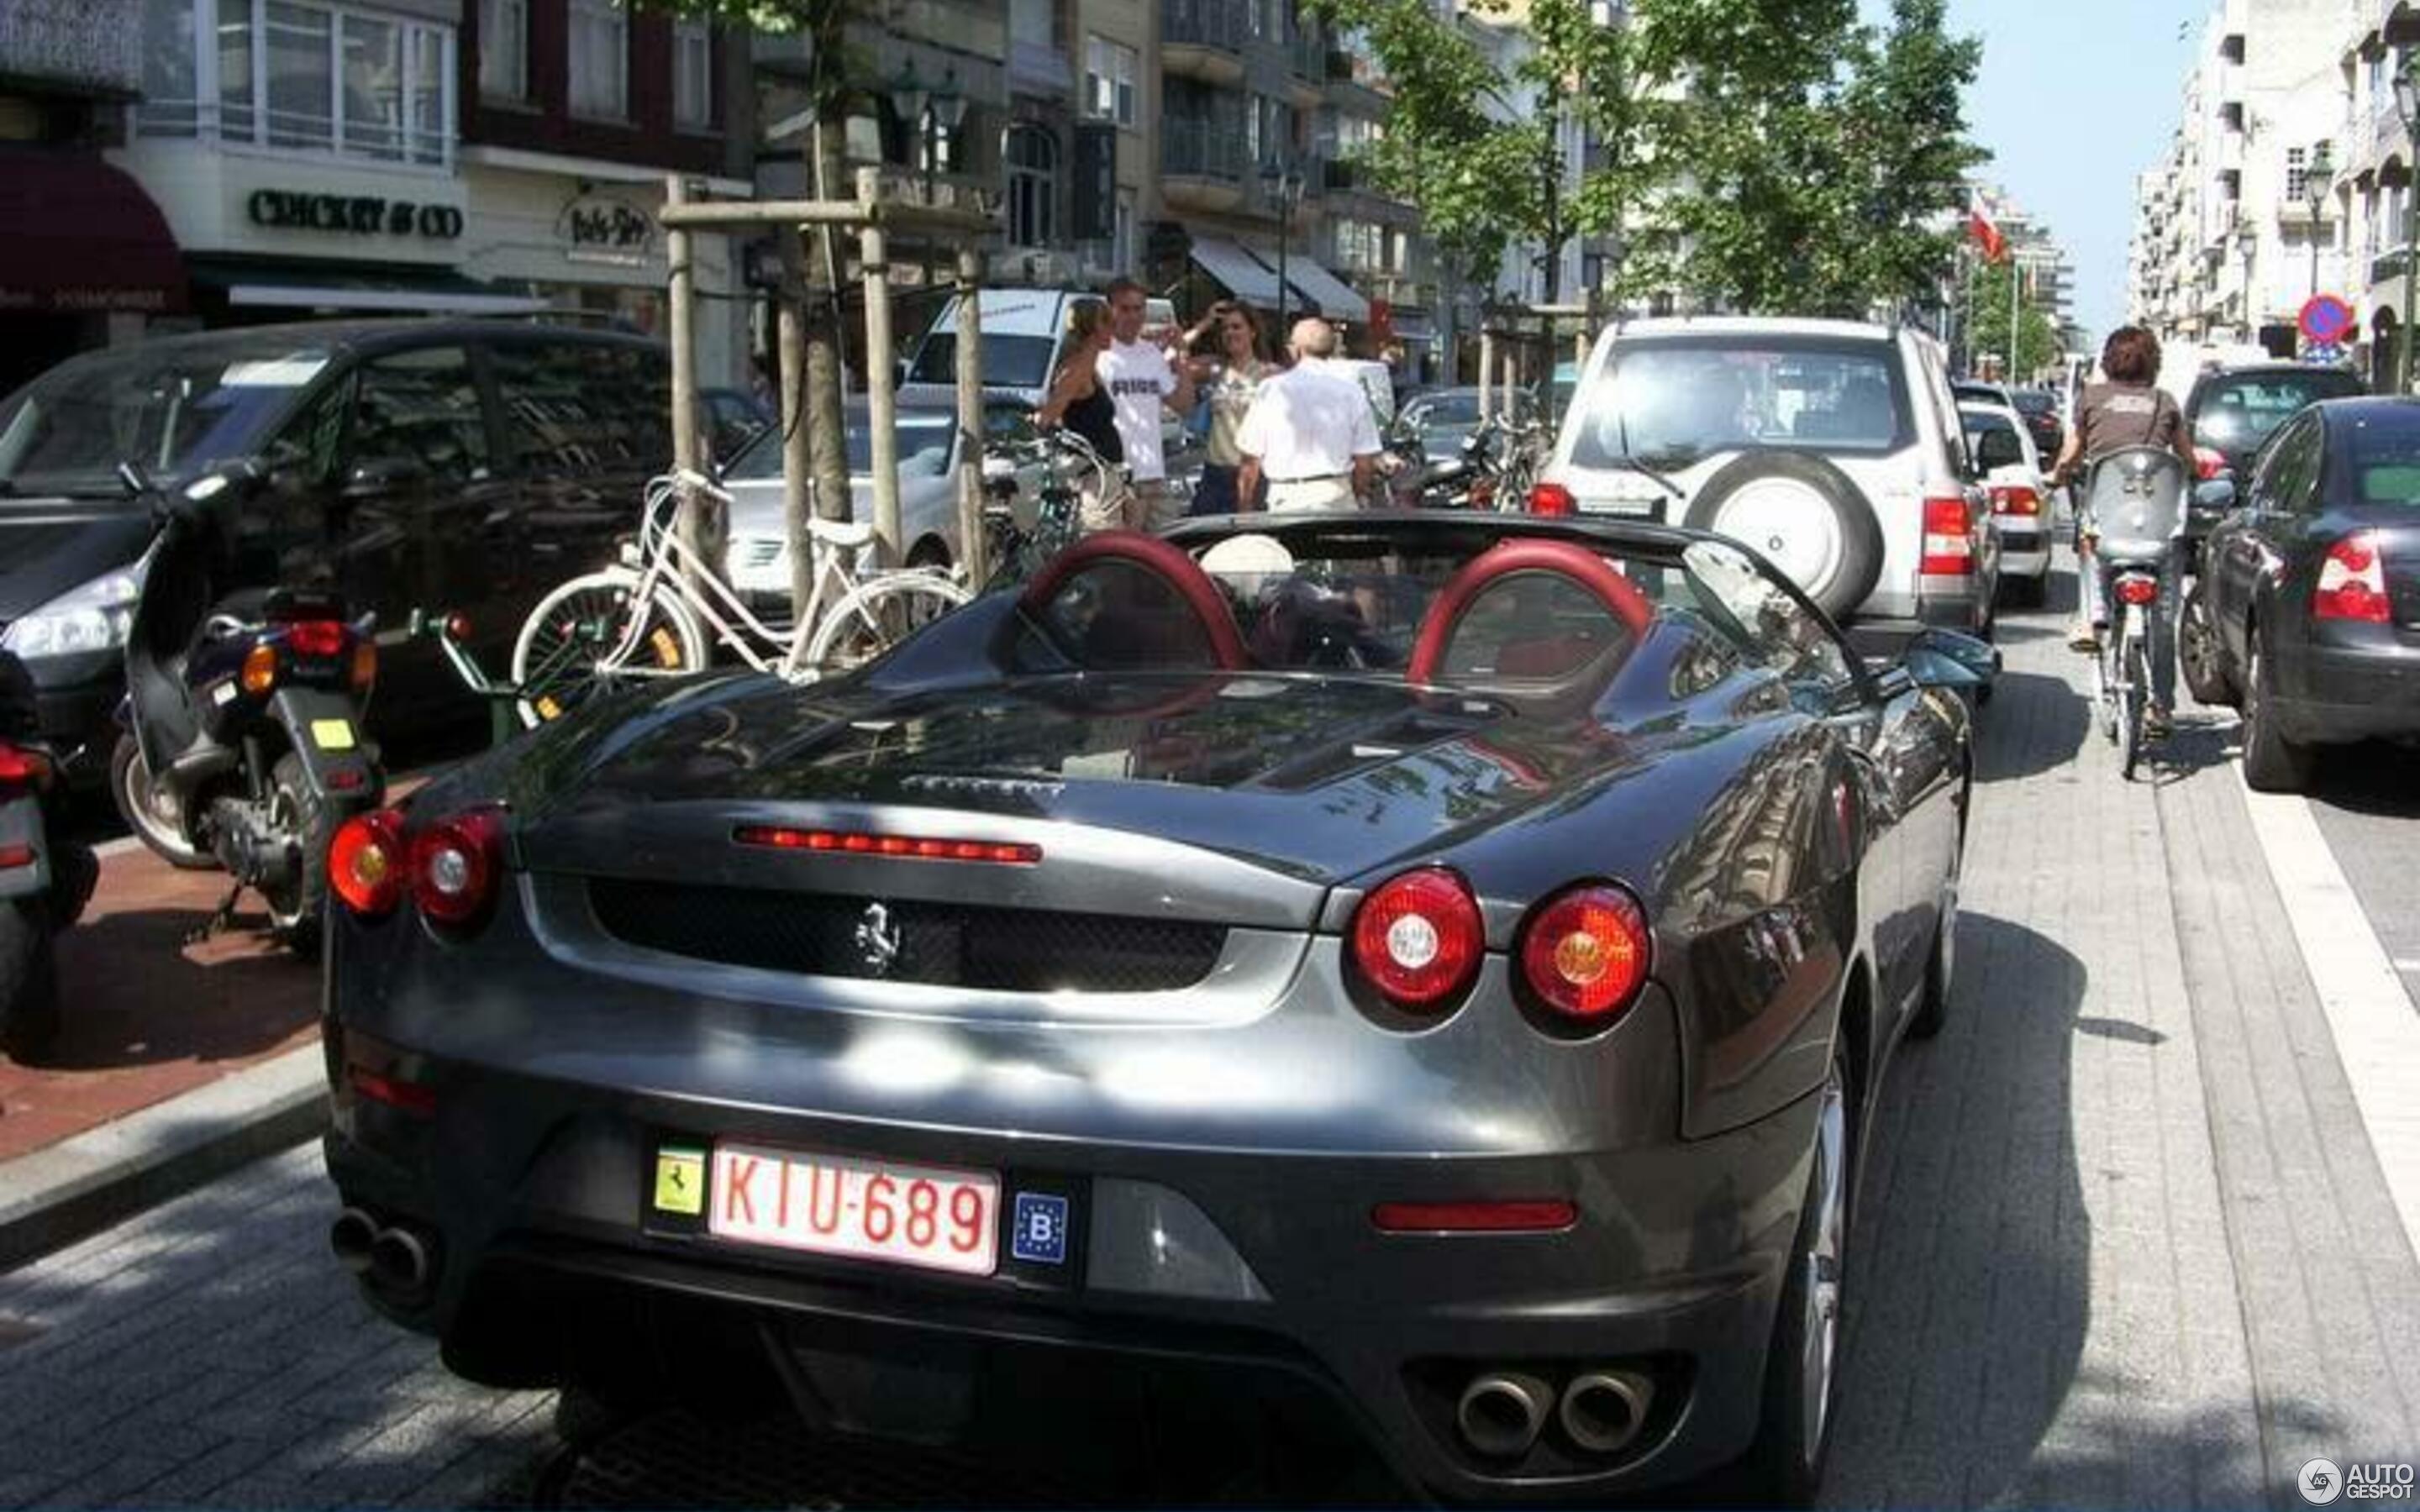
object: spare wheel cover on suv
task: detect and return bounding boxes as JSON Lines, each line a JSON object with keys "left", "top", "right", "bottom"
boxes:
{"left": 1682, "top": 450, "right": 1886, "bottom": 620}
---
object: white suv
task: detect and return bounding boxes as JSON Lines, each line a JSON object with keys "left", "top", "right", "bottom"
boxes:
{"left": 1533, "top": 318, "right": 1997, "bottom": 641}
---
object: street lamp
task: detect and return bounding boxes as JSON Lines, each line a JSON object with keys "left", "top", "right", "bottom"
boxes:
{"left": 1259, "top": 156, "right": 1305, "bottom": 339}
{"left": 2395, "top": 57, "right": 2420, "bottom": 389}
{"left": 2305, "top": 141, "right": 2333, "bottom": 300}
{"left": 886, "top": 61, "right": 965, "bottom": 204}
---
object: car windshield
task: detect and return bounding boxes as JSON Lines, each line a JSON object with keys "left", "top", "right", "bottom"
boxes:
{"left": 905, "top": 334, "right": 1059, "bottom": 392}
{"left": 724, "top": 409, "right": 957, "bottom": 481}
{"left": 2011, "top": 389, "right": 2057, "bottom": 415}
{"left": 1570, "top": 340, "right": 1908, "bottom": 468}
{"left": 2196, "top": 372, "right": 2366, "bottom": 449}
{"left": 0, "top": 337, "right": 333, "bottom": 498}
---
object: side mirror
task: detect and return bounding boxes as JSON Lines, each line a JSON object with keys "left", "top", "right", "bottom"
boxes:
{"left": 2192, "top": 478, "right": 2238, "bottom": 512}
{"left": 342, "top": 457, "right": 429, "bottom": 500}
{"left": 1898, "top": 627, "right": 2000, "bottom": 691}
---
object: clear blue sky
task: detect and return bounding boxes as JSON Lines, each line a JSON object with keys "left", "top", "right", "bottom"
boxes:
{"left": 1929, "top": 0, "right": 2212, "bottom": 341}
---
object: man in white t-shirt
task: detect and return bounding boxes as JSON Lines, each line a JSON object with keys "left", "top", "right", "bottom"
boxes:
{"left": 1094, "top": 278, "right": 1200, "bottom": 531}
{"left": 1234, "top": 318, "right": 1382, "bottom": 512}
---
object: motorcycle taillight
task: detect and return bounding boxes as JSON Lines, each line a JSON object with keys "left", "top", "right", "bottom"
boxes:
{"left": 0, "top": 743, "right": 50, "bottom": 798}
{"left": 285, "top": 620, "right": 350, "bottom": 658}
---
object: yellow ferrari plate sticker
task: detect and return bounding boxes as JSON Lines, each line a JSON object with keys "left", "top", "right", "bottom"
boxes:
{"left": 311, "top": 717, "right": 356, "bottom": 751}
{"left": 653, "top": 1145, "right": 706, "bottom": 1215}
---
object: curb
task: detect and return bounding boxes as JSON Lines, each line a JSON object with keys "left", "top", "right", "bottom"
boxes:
{"left": 0, "top": 1044, "right": 329, "bottom": 1273}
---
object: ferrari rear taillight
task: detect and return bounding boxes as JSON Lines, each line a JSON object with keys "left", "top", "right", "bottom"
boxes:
{"left": 1528, "top": 482, "right": 1576, "bottom": 517}
{"left": 408, "top": 807, "right": 507, "bottom": 927}
{"left": 1920, "top": 496, "right": 1974, "bottom": 576}
{"left": 329, "top": 808, "right": 407, "bottom": 917}
{"left": 1988, "top": 485, "right": 2040, "bottom": 517}
{"left": 1349, "top": 868, "right": 1484, "bottom": 1012}
{"left": 1517, "top": 884, "right": 1651, "bottom": 1022}
{"left": 0, "top": 743, "right": 51, "bottom": 800}
{"left": 2313, "top": 530, "right": 2392, "bottom": 623}
{"left": 2194, "top": 445, "right": 2229, "bottom": 481}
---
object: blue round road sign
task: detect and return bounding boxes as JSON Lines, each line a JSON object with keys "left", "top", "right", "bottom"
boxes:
{"left": 2301, "top": 295, "right": 2354, "bottom": 344}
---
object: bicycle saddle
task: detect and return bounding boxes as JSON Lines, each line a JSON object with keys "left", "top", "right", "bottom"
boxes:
{"left": 808, "top": 515, "right": 877, "bottom": 551}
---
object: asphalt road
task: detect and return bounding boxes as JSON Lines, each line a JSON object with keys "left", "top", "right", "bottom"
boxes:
{"left": 1, "top": 571, "right": 2415, "bottom": 1509}
{"left": 2297, "top": 744, "right": 2420, "bottom": 1009}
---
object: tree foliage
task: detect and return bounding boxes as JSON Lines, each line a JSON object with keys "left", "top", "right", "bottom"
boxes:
{"left": 1962, "top": 258, "right": 2061, "bottom": 379}
{"left": 1313, "top": 0, "right": 1982, "bottom": 318}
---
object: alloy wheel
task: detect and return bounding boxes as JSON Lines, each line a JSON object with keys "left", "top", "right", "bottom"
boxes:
{"left": 1800, "top": 1058, "right": 1849, "bottom": 1465}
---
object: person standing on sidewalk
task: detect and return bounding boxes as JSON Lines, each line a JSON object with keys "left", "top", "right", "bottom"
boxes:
{"left": 1235, "top": 317, "right": 1381, "bottom": 512}
{"left": 1190, "top": 301, "right": 1276, "bottom": 516}
{"left": 1034, "top": 300, "right": 1131, "bottom": 533}
{"left": 1095, "top": 278, "right": 1200, "bottom": 531}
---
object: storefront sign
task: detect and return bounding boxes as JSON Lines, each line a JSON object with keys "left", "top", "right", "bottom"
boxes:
{"left": 246, "top": 189, "right": 463, "bottom": 239}
{"left": 557, "top": 195, "right": 656, "bottom": 266}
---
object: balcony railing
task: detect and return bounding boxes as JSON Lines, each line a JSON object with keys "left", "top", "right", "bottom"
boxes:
{"left": 1164, "top": 0, "right": 1250, "bottom": 51}
{"left": 1163, "top": 116, "right": 1248, "bottom": 181}
{"left": 1291, "top": 31, "right": 1326, "bottom": 79}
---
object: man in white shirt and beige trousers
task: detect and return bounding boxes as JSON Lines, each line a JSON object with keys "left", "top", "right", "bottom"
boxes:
{"left": 1236, "top": 318, "right": 1382, "bottom": 512}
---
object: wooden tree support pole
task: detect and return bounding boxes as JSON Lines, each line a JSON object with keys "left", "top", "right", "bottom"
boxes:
{"left": 858, "top": 167, "right": 902, "bottom": 568}
{"left": 778, "top": 226, "right": 814, "bottom": 619}
{"left": 953, "top": 246, "right": 986, "bottom": 589}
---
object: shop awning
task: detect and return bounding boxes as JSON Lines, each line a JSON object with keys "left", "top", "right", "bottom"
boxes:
{"left": 189, "top": 259, "right": 550, "bottom": 317}
{"left": 1252, "top": 251, "right": 1370, "bottom": 323}
{"left": 1188, "top": 237, "right": 1287, "bottom": 307}
{"left": 0, "top": 150, "right": 186, "bottom": 315}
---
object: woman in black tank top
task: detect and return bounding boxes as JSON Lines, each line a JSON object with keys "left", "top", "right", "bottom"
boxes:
{"left": 1036, "top": 301, "right": 1124, "bottom": 468}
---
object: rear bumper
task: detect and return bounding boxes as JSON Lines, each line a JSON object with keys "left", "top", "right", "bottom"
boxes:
{"left": 2275, "top": 625, "right": 2420, "bottom": 743}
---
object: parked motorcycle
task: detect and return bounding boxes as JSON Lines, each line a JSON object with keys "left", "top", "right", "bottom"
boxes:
{"left": 1, "top": 649, "right": 97, "bottom": 1057}
{"left": 109, "top": 468, "right": 385, "bottom": 957}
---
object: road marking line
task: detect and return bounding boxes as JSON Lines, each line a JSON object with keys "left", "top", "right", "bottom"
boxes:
{"left": 2236, "top": 763, "right": 2420, "bottom": 1263}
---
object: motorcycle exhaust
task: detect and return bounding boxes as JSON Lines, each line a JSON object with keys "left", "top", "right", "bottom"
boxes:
{"left": 1455, "top": 1371, "right": 1553, "bottom": 1459}
{"left": 1559, "top": 1368, "right": 1655, "bottom": 1457}
{"left": 329, "top": 1208, "right": 378, "bottom": 1275}
{"left": 367, "top": 1222, "right": 435, "bottom": 1299}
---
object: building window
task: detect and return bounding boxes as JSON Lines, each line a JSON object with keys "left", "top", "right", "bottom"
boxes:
{"left": 478, "top": 0, "right": 525, "bottom": 102}
{"left": 673, "top": 18, "right": 712, "bottom": 129}
{"left": 1006, "top": 123, "right": 1057, "bottom": 249}
{"left": 139, "top": 0, "right": 451, "bottom": 162}
{"left": 568, "top": 0, "right": 627, "bottom": 121}
{"left": 1085, "top": 35, "right": 1135, "bottom": 126}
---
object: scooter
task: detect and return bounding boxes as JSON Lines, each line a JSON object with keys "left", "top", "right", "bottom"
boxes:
{"left": 109, "top": 469, "right": 385, "bottom": 957}
{"left": 0, "top": 648, "right": 97, "bottom": 1057}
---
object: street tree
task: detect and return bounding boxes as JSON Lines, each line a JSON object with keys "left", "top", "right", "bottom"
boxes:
{"left": 1962, "top": 258, "right": 2062, "bottom": 380}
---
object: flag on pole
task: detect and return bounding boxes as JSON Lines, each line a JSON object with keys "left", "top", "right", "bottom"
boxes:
{"left": 1968, "top": 188, "right": 2007, "bottom": 264}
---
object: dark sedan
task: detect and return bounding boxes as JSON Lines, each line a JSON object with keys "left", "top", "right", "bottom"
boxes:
{"left": 2183, "top": 396, "right": 2420, "bottom": 790}
{"left": 2009, "top": 387, "right": 2064, "bottom": 458}
{"left": 317, "top": 513, "right": 1975, "bottom": 1504}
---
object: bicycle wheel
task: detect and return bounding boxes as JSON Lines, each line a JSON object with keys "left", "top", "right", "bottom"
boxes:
{"left": 803, "top": 572, "right": 972, "bottom": 675}
{"left": 2117, "top": 618, "right": 2145, "bottom": 780}
{"left": 511, "top": 570, "right": 708, "bottom": 727}
{"left": 2092, "top": 638, "right": 2117, "bottom": 743}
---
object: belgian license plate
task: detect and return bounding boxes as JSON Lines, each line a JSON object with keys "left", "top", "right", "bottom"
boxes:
{"left": 707, "top": 1142, "right": 998, "bottom": 1277}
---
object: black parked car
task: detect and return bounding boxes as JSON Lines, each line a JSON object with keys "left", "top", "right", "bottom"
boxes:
{"left": 2183, "top": 362, "right": 2366, "bottom": 489}
{"left": 2009, "top": 387, "right": 2064, "bottom": 458}
{"left": 318, "top": 513, "right": 1980, "bottom": 1505}
{"left": 2181, "top": 396, "right": 2420, "bottom": 791}
{"left": 0, "top": 320, "right": 670, "bottom": 792}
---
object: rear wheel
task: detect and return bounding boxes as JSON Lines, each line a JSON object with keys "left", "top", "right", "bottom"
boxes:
{"left": 2118, "top": 620, "right": 2146, "bottom": 781}
{"left": 803, "top": 572, "right": 971, "bottom": 675}
{"left": 260, "top": 753, "right": 328, "bottom": 960}
{"left": 1683, "top": 453, "right": 1885, "bottom": 622}
{"left": 2178, "top": 582, "right": 2235, "bottom": 707}
{"left": 0, "top": 899, "right": 59, "bottom": 1061}
{"left": 511, "top": 570, "right": 708, "bottom": 727}
{"left": 1739, "top": 1052, "right": 1852, "bottom": 1505}
{"left": 2240, "top": 632, "right": 2315, "bottom": 794}
{"left": 109, "top": 734, "right": 213, "bottom": 870}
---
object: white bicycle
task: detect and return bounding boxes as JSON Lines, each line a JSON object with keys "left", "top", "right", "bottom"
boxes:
{"left": 509, "top": 470, "right": 970, "bottom": 727}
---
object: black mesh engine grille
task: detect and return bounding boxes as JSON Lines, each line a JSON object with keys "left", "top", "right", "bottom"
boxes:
{"left": 586, "top": 879, "right": 1227, "bottom": 993}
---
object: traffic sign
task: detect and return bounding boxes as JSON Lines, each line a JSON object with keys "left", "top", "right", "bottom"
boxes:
{"left": 2300, "top": 294, "right": 2354, "bottom": 344}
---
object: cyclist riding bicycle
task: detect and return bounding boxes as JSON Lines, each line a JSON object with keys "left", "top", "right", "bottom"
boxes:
{"left": 2049, "top": 325, "right": 2198, "bottom": 737}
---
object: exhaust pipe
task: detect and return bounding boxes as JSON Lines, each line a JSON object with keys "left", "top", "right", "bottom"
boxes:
{"left": 1560, "top": 1369, "right": 1655, "bottom": 1457}
{"left": 329, "top": 1208, "right": 378, "bottom": 1275}
{"left": 1456, "top": 1372, "right": 1553, "bottom": 1460}
{"left": 367, "top": 1223, "right": 435, "bottom": 1298}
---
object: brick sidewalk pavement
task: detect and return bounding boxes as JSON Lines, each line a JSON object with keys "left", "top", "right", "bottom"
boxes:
{"left": 1824, "top": 566, "right": 2420, "bottom": 1509}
